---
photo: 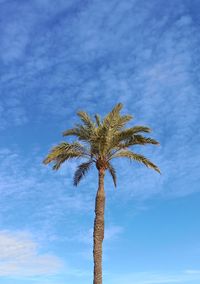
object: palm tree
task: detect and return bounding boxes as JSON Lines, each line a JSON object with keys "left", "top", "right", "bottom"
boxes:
{"left": 43, "top": 103, "right": 160, "bottom": 284}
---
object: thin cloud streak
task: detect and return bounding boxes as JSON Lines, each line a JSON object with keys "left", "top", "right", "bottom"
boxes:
{"left": 0, "top": 0, "right": 200, "bottom": 283}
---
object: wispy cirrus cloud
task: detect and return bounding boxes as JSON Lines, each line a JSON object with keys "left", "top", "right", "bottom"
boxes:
{"left": 0, "top": 1, "right": 199, "bottom": 202}
{"left": 0, "top": 1, "right": 200, "bottom": 283}
{"left": 0, "top": 147, "right": 95, "bottom": 240}
{"left": 0, "top": 230, "right": 63, "bottom": 277}
{"left": 0, "top": 0, "right": 199, "bottom": 138}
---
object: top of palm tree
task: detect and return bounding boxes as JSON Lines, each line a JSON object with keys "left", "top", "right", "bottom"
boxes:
{"left": 43, "top": 103, "right": 160, "bottom": 187}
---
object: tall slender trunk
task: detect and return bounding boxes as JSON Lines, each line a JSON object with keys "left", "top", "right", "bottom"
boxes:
{"left": 93, "top": 169, "right": 105, "bottom": 284}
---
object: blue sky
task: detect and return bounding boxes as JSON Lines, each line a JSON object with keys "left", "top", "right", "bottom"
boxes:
{"left": 0, "top": 0, "right": 200, "bottom": 283}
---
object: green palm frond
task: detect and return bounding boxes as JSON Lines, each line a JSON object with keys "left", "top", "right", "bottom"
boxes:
{"left": 118, "top": 135, "right": 159, "bottom": 149}
{"left": 62, "top": 127, "right": 81, "bottom": 137}
{"left": 117, "top": 126, "right": 151, "bottom": 141}
{"left": 107, "top": 125, "right": 153, "bottom": 152}
{"left": 107, "top": 162, "right": 117, "bottom": 187}
{"left": 103, "top": 103, "right": 123, "bottom": 129}
{"left": 43, "top": 142, "right": 85, "bottom": 163}
{"left": 63, "top": 124, "right": 94, "bottom": 142}
{"left": 77, "top": 111, "right": 94, "bottom": 129}
{"left": 94, "top": 104, "right": 132, "bottom": 156}
{"left": 63, "top": 111, "right": 95, "bottom": 141}
{"left": 115, "top": 114, "right": 133, "bottom": 129}
{"left": 74, "top": 160, "right": 93, "bottom": 186}
{"left": 127, "top": 126, "right": 151, "bottom": 133}
{"left": 132, "top": 135, "right": 159, "bottom": 145}
{"left": 102, "top": 104, "right": 132, "bottom": 131}
{"left": 43, "top": 142, "right": 87, "bottom": 170}
{"left": 111, "top": 150, "right": 161, "bottom": 173}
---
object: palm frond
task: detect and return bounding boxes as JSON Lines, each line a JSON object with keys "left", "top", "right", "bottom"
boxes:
{"left": 111, "top": 150, "right": 161, "bottom": 173}
{"left": 127, "top": 126, "right": 151, "bottom": 133}
{"left": 108, "top": 125, "right": 153, "bottom": 151}
{"left": 63, "top": 124, "right": 95, "bottom": 142}
{"left": 130, "top": 135, "right": 159, "bottom": 145}
{"left": 96, "top": 104, "right": 132, "bottom": 156}
{"left": 62, "top": 127, "right": 81, "bottom": 137}
{"left": 103, "top": 103, "right": 123, "bottom": 129}
{"left": 73, "top": 160, "right": 93, "bottom": 186}
{"left": 107, "top": 162, "right": 117, "bottom": 187}
{"left": 118, "top": 126, "right": 151, "bottom": 140}
{"left": 77, "top": 111, "right": 94, "bottom": 129}
{"left": 94, "top": 114, "right": 101, "bottom": 127}
{"left": 115, "top": 114, "right": 133, "bottom": 129}
{"left": 118, "top": 135, "right": 159, "bottom": 149}
{"left": 43, "top": 142, "right": 87, "bottom": 170}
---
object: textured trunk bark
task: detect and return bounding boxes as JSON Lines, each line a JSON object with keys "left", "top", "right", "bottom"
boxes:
{"left": 93, "top": 170, "right": 105, "bottom": 284}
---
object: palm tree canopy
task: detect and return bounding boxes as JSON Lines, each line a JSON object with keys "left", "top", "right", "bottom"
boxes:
{"left": 43, "top": 103, "right": 160, "bottom": 187}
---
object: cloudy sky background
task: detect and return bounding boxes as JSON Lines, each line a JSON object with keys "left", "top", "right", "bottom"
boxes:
{"left": 0, "top": 0, "right": 200, "bottom": 283}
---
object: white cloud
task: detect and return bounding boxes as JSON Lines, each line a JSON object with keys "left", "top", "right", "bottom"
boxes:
{"left": 0, "top": 230, "right": 63, "bottom": 277}
{"left": 0, "top": 148, "right": 94, "bottom": 221}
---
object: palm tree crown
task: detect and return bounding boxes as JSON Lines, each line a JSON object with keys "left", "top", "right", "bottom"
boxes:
{"left": 43, "top": 103, "right": 160, "bottom": 185}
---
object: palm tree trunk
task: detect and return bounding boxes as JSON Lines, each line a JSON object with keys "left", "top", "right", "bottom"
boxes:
{"left": 93, "top": 169, "right": 105, "bottom": 284}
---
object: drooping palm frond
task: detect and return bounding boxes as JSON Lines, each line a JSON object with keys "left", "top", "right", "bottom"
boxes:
{"left": 105, "top": 125, "right": 153, "bottom": 153}
{"left": 111, "top": 150, "right": 161, "bottom": 173}
{"left": 117, "top": 126, "right": 152, "bottom": 141}
{"left": 131, "top": 135, "right": 159, "bottom": 145}
{"left": 107, "top": 162, "right": 117, "bottom": 187}
{"left": 74, "top": 160, "right": 93, "bottom": 186}
{"left": 118, "top": 135, "right": 159, "bottom": 149}
{"left": 43, "top": 142, "right": 88, "bottom": 170}
{"left": 127, "top": 126, "right": 151, "bottom": 133}
{"left": 62, "top": 127, "right": 81, "bottom": 137}
{"left": 43, "top": 142, "right": 85, "bottom": 163}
